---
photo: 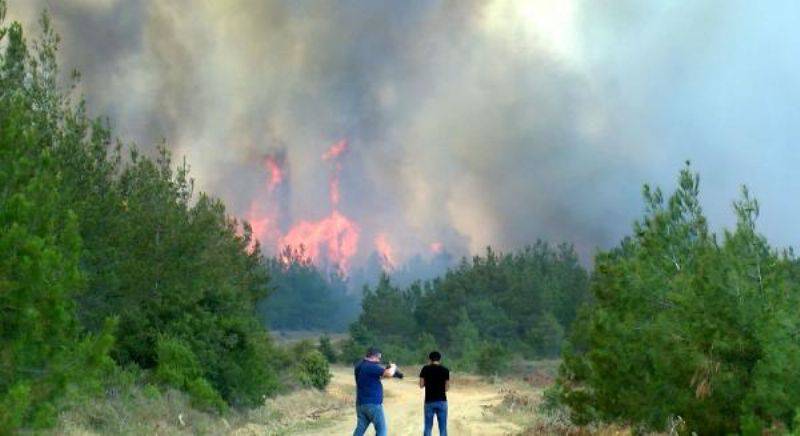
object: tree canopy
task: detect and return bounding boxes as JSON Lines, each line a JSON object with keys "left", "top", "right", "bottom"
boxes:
{"left": 345, "top": 242, "right": 591, "bottom": 372}
{"left": 558, "top": 165, "right": 800, "bottom": 433}
{"left": 0, "top": 4, "right": 284, "bottom": 429}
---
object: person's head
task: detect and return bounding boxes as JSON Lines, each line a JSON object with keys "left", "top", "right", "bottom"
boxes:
{"left": 365, "top": 346, "right": 382, "bottom": 362}
{"left": 428, "top": 351, "right": 442, "bottom": 363}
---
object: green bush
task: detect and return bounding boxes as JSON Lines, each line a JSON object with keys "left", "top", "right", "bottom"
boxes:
{"left": 155, "top": 337, "right": 227, "bottom": 413}
{"left": 416, "top": 333, "right": 439, "bottom": 363}
{"left": 0, "top": 383, "right": 32, "bottom": 431}
{"left": 154, "top": 337, "right": 202, "bottom": 388}
{"left": 448, "top": 309, "right": 481, "bottom": 372}
{"left": 476, "top": 343, "right": 511, "bottom": 376}
{"left": 186, "top": 377, "right": 227, "bottom": 414}
{"left": 295, "top": 351, "right": 332, "bottom": 390}
{"left": 526, "top": 312, "right": 564, "bottom": 358}
{"left": 318, "top": 335, "right": 338, "bottom": 363}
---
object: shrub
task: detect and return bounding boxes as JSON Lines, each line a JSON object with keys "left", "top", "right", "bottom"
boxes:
{"left": 186, "top": 377, "right": 227, "bottom": 414}
{"left": 0, "top": 383, "right": 32, "bottom": 431}
{"left": 448, "top": 309, "right": 481, "bottom": 372}
{"left": 416, "top": 333, "right": 439, "bottom": 364}
{"left": 526, "top": 312, "right": 564, "bottom": 358}
{"left": 154, "top": 337, "right": 226, "bottom": 413}
{"left": 154, "top": 337, "right": 202, "bottom": 388}
{"left": 476, "top": 343, "right": 511, "bottom": 376}
{"left": 295, "top": 351, "right": 332, "bottom": 390}
{"left": 318, "top": 335, "right": 338, "bottom": 363}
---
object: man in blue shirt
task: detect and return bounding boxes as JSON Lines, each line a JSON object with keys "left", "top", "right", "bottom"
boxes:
{"left": 353, "top": 346, "right": 396, "bottom": 436}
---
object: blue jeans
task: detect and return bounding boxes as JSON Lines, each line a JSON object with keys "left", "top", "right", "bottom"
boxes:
{"left": 353, "top": 403, "right": 387, "bottom": 436}
{"left": 424, "top": 401, "right": 447, "bottom": 436}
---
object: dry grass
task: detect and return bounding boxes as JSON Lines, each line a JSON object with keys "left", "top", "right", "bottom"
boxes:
{"left": 483, "top": 360, "right": 635, "bottom": 436}
{"left": 55, "top": 385, "right": 224, "bottom": 435}
{"left": 55, "top": 383, "right": 351, "bottom": 436}
{"left": 233, "top": 388, "right": 350, "bottom": 435}
{"left": 490, "top": 386, "right": 634, "bottom": 435}
{"left": 56, "top": 360, "right": 638, "bottom": 436}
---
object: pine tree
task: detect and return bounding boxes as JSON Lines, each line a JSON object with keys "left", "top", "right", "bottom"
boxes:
{"left": 559, "top": 165, "right": 800, "bottom": 433}
{"left": 0, "top": 8, "right": 113, "bottom": 429}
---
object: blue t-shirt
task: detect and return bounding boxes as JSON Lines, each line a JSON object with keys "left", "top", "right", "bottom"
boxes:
{"left": 354, "top": 360, "right": 385, "bottom": 405}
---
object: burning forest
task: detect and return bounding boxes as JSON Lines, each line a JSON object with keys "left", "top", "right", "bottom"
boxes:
{"left": 5, "top": 1, "right": 800, "bottom": 434}
{"left": 245, "top": 139, "right": 442, "bottom": 277}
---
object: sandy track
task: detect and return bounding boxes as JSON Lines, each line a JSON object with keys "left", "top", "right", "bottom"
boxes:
{"left": 296, "top": 366, "right": 521, "bottom": 436}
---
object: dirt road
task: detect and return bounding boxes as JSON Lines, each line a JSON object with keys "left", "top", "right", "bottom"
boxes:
{"left": 296, "top": 366, "right": 521, "bottom": 436}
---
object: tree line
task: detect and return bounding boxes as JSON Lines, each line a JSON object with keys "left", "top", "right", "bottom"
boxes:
{"left": 257, "top": 246, "right": 359, "bottom": 332}
{"left": 0, "top": 7, "right": 328, "bottom": 431}
{"left": 343, "top": 242, "right": 591, "bottom": 374}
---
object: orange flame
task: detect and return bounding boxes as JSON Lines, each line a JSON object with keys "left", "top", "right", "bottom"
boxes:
{"left": 245, "top": 140, "right": 377, "bottom": 274}
{"left": 329, "top": 175, "right": 341, "bottom": 207}
{"left": 322, "top": 140, "right": 348, "bottom": 207}
{"left": 243, "top": 153, "right": 286, "bottom": 251}
{"left": 244, "top": 200, "right": 280, "bottom": 249}
{"left": 322, "top": 139, "right": 348, "bottom": 161}
{"left": 374, "top": 233, "right": 396, "bottom": 271}
{"left": 264, "top": 155, "right": 284, "bottom": 193}
{"left": 280, "top": 210, "right": 360, "bottom": 272}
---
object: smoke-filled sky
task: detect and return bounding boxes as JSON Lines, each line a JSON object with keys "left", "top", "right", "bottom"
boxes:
{"left": 8, "top": 0, "right": 800, "bottom": 268}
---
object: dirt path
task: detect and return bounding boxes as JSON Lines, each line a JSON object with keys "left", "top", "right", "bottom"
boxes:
{"left": 296, "top": 366, "right": 521, "bottom": 436}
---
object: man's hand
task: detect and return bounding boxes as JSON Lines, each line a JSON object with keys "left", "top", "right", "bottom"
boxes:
{"left": 382, "top": 363, "right": 397, "bottom": 378}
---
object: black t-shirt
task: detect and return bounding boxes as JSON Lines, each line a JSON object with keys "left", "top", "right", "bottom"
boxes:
{"left": 419, "top": 364, "right": 449, "bottom": 403}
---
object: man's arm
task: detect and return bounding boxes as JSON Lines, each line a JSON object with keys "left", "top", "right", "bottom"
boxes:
{"left": 419, "top": 377, "right": 425, "bottom": 388}
{"left": 445, "top": 380, "right": 450, "bottom": 392}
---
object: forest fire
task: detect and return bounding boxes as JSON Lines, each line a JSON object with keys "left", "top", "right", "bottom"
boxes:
{"left": 264, "top": 155, "right": 284, "bottom": 193}
{"left": 374, "top": 233, "right": 396, "bottom": 271}
{"left": 279, "top": 210, "right": 359, "bottom": 272}
{"left": 246, "top": 140, "right": 362, "bottom": 273}
{"left": 322, "top": 139, "right": 348, "bottom": 206}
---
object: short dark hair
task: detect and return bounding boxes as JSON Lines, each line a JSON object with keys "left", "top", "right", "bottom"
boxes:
{"left": 366, "top": 346, "right": 382, "bottom": 358}
{"left": 429, "top": 351, "right": 442, "bottom": 361}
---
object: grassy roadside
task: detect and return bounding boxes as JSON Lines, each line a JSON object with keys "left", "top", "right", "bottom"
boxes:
{"left": 55, "top": 380, "right": 351, "bottom": 435}
{"left": 55, "top": 359, "right": 631, "bottom": 435}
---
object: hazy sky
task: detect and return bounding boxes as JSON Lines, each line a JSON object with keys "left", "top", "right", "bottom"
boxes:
{"left": 7, "top": 0, "right": 800, "bottom": 267}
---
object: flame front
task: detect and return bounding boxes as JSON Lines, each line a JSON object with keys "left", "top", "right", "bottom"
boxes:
{"left": 244, "top": 154, "right": 286, "bottom": 249}
{"left": 280, "top": 210, "right": 360, "bottom": 272}
{"left": 374, "top": 233, "right": 396, "bottom": 271}
{"left": 246, "top": 140, "right": 361, "bottom": 273}
{"left": 322, "top": 139, "right": 347, "bottom": 207}
{"left": 264, "top": 155, "right": 284, "bottom": 193}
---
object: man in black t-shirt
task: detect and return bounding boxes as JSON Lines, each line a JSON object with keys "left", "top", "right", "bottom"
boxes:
{"left": 419, "top": 351, "right": 450, "bottom": 436}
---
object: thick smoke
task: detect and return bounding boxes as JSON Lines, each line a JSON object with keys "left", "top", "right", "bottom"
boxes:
{"left": 8, "top": 0, "right": 800, "bottom": 269}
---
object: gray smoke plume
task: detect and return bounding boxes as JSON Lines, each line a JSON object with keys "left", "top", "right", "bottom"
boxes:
{"left": 8, "top": 0, "right": 800, "bottom": 268}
